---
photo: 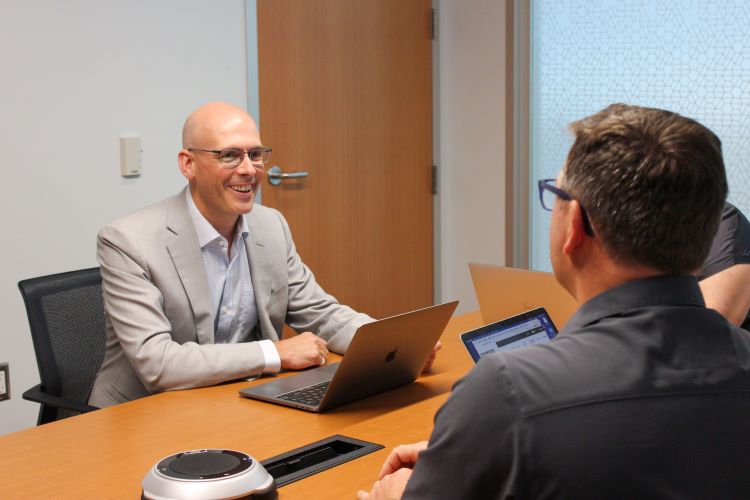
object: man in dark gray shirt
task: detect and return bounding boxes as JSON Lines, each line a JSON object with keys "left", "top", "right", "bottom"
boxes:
{"left": 699, "top": 202, "right": 750, "bottom": 329}
{"left": 358, "top": 104, "right": 750, "bottom": 499}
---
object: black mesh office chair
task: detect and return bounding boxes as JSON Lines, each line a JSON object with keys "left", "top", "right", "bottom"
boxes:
{"left": 18, "top": 267, "right": 106, "bottom": 425}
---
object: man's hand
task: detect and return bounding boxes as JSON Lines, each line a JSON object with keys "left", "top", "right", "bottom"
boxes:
{"left": 274, "top": 332, "right": 329, "bottom": 370}
{"left": 421, "top": 341, "right": 442, "bottom": 373}
{"left": 357, "top": 468, "right": 412, "bottom": 500}
{"left": 378, "top": 441, "right": 428, "bottom": 478}
{"left": 356, "top": 441, "right": 428, "bottom": 499}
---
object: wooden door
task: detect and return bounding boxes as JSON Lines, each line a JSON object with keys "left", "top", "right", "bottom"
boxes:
{"left": 257, "top": 0, "right": 434, "bottom": 318}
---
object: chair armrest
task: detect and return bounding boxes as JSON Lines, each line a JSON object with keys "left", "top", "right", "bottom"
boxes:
{"left": 22, "top": 384, "right": 99, "bottom": 414}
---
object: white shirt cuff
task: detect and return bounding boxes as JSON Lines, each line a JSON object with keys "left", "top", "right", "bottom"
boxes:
{"left": 258, "top": 339, "right": 281, "bottom": 374}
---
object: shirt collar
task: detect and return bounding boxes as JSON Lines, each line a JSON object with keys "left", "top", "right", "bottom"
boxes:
{"left": 185, "top": 188, "right": 249, "bottom": 248}
{"left": 562, "top": 275, "right": 706, "bottom": 333}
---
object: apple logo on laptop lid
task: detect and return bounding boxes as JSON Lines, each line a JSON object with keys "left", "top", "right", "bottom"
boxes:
{"left": 385, "top": 348, "right": 398, "bottom": 363}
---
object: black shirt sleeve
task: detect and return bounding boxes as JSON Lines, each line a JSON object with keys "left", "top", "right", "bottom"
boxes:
{"left": 698, "top": 203, "right": 750, "bottom": 280}
{"left": 403, "top": 356, "right": 525, "bottom": 500}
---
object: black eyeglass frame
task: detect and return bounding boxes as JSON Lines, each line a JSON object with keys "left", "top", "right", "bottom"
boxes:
{"left": 538, "top": 178, "right": 595, "bottom": 237}
{"left": 187, "top": 147, "right": 272, "bottom": 168}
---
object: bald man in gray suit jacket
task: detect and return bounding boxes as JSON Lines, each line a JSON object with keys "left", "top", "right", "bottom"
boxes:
{"left": 89, "top": 103, "right": 375, "bottom": 407}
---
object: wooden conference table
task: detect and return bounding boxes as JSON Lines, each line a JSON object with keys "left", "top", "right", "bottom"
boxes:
{"left": 0, "top": 311, "right": 483, "bottom": 499}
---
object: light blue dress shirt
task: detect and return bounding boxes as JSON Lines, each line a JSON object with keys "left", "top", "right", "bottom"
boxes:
{"left": 186, "top": 189, "right": 280, "bottom": 374}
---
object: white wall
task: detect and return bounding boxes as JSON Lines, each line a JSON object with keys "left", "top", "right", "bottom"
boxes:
{"left": 0, "top": 0, "right": 249, "bottom": 435}
{"left": 436, "top": 0, "right": 508, "bottom": 314}
{"left": 0, "top": 0, "right": 509, "bottom": 435}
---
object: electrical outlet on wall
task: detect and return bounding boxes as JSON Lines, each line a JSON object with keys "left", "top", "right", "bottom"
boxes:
{"left": 0, "top": 363, "right": 9, "bottom": 401}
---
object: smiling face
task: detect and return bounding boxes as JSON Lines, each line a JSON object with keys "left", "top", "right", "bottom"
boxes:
{"left": 178, "top": 103, "right": 266, "bottom": 239}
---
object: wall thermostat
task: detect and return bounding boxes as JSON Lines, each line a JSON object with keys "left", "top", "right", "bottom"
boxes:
{"left": 120, "top": 135, "right": 142, "bottom": 177}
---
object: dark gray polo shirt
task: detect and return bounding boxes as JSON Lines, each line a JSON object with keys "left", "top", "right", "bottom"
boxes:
{"left": 404, "top": 275, "right": 750, "bottom": 499}
{"left": 698, "top": 202, "right": 750, "bottom": 329}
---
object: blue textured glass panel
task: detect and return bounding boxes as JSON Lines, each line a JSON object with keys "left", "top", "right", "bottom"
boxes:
{"left": 530, "top": 0, "right": 750, "bottom": 271}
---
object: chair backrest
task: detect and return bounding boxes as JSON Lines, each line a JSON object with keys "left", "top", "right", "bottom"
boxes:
{"left": 18, "top": 267, "right": 106, "bottom": 422}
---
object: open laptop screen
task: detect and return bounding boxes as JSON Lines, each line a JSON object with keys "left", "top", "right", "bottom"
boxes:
{"left": 460, "top": 307, "right": 558, "bottom": 363}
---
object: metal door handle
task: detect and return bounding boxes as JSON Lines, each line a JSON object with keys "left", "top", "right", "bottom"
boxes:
{"left": 267, "top": 165, "right": 309, "bottom": 186}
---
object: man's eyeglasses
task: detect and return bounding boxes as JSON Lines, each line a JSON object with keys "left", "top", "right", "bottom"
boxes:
{"left": 188, "top": 147, "right": 272, "bottom": 168}
{"left": 538, "top": 178, "right": 595, "bottom": 237}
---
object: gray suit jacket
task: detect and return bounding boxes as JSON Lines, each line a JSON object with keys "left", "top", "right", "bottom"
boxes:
{"left": 89, "top": 188, "right": 372, "bottom": 407}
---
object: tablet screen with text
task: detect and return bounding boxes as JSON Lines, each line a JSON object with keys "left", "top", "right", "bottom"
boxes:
{"left": 460, "top": 307, "right": 558, "bottom": 363}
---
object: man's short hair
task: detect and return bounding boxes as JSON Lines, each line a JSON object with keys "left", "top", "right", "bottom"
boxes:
{"left": 563, "top": 103, "right": 727, "bottom": 274}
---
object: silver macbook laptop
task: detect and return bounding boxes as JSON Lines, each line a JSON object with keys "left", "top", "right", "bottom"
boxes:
{"left": 239, "top": 301, "right": 459, "bottom": 412}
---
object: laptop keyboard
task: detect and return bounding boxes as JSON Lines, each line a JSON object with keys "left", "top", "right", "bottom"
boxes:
{"left": 278, "top": 380, "right": 330, "bottom": 406}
